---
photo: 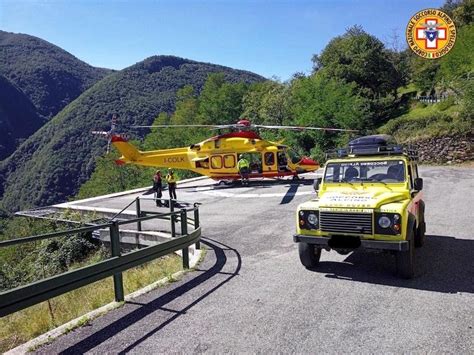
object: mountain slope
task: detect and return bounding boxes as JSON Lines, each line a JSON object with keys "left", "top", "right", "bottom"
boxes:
{"left": 0, "top": 31, "right": 112, "bottom": 160}
{"left": 0, "top": 31, "right": 112, "bottom": 118}
{"left": 0, "top": 55, "right": 264, "bottom": 211}
{"left": 0, "top": 75, "right": 46, "bottom": 159}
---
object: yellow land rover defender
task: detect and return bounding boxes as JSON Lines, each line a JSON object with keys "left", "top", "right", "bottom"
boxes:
{"left": 293, "top": 135, "right": 425, "bottom": 278}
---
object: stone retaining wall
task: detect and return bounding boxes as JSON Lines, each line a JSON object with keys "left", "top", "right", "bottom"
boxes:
{"left": 405, "top": 133, "right": 473, "bottom": 164}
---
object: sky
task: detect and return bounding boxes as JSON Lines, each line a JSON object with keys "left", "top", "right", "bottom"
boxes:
{"left": 0, "top": 0, "right": 445, "bottom": 80}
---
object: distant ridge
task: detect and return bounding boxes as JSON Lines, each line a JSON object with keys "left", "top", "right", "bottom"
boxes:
{"left": 0, "top": 31, "right": 112, "bottom": 159}
{"left": 0, "top": 31, "right": 112, "bottom": 118}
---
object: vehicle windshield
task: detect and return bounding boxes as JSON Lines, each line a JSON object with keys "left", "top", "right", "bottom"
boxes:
{"left": 324, "top": 160, "right": 406, "bottom": 183}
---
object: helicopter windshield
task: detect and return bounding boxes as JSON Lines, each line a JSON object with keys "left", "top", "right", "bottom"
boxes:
{"left": 287, "top": 149, "right": 302, "bottom": 164}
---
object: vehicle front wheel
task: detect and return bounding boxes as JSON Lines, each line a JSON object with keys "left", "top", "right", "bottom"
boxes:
{"left": 298, "top": 243, "right": 321, "bottom": 269}
{"left": 396, "top": 233, "right": 415, "bottom": 279}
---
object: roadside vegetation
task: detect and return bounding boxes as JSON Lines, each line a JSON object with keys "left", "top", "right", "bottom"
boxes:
{"left": 0, "top": 255, "right": 181, "bottom": 352}
{"left": 0, "top": 211, "right": 184, "bottom": 352}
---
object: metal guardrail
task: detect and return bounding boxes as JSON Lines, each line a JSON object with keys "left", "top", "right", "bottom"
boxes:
{"left": 0, "top": 198, "right": 201, "bottom": 317}
{"left": 416, "top": 95, "right": 450, "bottom": 103}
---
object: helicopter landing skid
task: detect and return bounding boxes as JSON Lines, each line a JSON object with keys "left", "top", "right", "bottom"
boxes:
{"left": 218, "top": 180, "right": 237, "bottom": 186}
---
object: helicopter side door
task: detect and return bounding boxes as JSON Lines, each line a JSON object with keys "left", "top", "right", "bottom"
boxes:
{"left": 263, "top": 152, "right": 277, "bottom": 172}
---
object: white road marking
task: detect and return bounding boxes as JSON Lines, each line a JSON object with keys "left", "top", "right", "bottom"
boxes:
{"left": 190, "top": 187, "right": 314, "bottom": 198}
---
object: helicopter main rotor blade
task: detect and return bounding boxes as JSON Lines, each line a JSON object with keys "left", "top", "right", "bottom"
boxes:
{"left": 91, "top": 131, "right": 110, "bottom": 136}
{"left": 253, "top": 125, "right": 358, "bottom": 132}
{"left": 132, "top": 124, "right": 226, "bottom": 129}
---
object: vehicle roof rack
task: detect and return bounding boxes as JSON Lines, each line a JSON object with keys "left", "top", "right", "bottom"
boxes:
{"left": 325, "top": 135, "right": 418, "bottom": 161}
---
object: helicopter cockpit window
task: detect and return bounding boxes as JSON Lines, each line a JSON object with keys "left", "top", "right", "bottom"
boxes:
{"left": 287, "top": 149, "right": 302, "bottom": 164}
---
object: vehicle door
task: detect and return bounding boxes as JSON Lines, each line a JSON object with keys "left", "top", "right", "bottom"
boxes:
{"left": 407, "top": 162, "right": 422, "bottom": 220}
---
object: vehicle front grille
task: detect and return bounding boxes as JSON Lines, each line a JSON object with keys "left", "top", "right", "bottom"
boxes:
{"left": 320, "top": 211, "right": 373, "bottom": 235}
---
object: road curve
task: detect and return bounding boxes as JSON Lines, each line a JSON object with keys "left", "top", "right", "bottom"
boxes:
{"left": 36, "top": 166, "right": 474, "bottom": 353}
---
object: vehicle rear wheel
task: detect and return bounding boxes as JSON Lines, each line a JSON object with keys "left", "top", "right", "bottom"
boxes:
{"left": 396, "top": 232, "right": 415, "bottom": 279}
{"left": 298, "top": 243, "right": 321, "bottom": 269}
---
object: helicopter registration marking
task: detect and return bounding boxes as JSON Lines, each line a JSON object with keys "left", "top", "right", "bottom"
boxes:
{"left": 164, "top": 157, "right": 185, "bottom": 163}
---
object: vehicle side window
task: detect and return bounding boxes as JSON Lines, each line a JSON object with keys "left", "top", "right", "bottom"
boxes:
{"left": 264, "top": 152, "right": 275, "bottom": 166}
{"left": 223, "top": 154, "right": 235, "bottom": 168}
{"left": 211, "top": 155, "right": 223, "bottom": 169}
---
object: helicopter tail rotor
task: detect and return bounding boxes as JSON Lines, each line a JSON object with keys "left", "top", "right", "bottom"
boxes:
{"left": 91, "top": 114, "right": 120, "bottom": 154}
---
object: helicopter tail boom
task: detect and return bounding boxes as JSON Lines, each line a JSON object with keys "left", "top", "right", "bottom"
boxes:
{"left": 111, "top": 135, "right": 141, "bottom": 163}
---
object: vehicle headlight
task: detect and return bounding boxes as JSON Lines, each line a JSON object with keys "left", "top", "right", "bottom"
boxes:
{"left": 378, "top": 216, "right": 392, "bottom": 229}
{"left": 307, "top": 213, "right": 318, "bottom": 225}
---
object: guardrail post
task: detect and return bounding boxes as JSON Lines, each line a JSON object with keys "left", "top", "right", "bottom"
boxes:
{"left": 169, "top": 199, "right": 175, "bottom": 237}
{"left": 194, "top": 204, "right": 200, "bottom": 250}
{"left": 110, "top": 221, "right": 124, "bottom": 302}
{"left": 136, "top": 197, "right": 142, "bottom": 232}
{"left": 180, "top": 209, "right": 189, "bottom": 269}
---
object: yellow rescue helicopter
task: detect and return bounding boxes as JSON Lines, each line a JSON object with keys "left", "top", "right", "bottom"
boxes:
{"left": 94, "top": 118, "right": 356, "bottom": 182}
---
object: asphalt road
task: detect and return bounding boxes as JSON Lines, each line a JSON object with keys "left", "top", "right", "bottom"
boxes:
{"left": 37, "top": 166, "right": 474, "bottom": 354}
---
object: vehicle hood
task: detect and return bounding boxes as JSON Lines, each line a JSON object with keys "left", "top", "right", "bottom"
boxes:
{"left": 318, "top": 188, "right": 408, "bottom": 209}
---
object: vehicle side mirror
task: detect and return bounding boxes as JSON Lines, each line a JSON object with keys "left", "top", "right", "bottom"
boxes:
{"left": 414, "top": 177, "right": 423, "bottom": 191}
{"left": 313, "top": 177, "right": 322, "bottom": 192}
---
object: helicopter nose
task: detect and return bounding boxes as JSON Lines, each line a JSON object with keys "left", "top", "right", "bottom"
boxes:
{"left": 300, "top": 156, "right": 319, "bottom": 167}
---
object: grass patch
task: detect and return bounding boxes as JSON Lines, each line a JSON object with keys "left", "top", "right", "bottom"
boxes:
{"left": 397, "top": 83, "right": 417, "bottom": 96}
{"left": 379, "top": 101, "right": 471, "bottom": 142}
{"left": 0, "top": 254, "right": 182, "bottom": 353}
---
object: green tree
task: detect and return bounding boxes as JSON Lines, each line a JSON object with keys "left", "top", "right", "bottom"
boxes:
{"left": 312, "top": 25, "right": 401, "bottom": 98}
{"left": 241, "top": 80, "right": 291, "bottom": 126}
{"left": 288, "top": 73, "right": 371, "bottom": 162}
{"left": 198, "top": 73, "right": 249, "bottom": 124}
{"left": 76, "top": 150, "right": 155, "bottom": 200}
{"left": 410, "top": 56, "right": 440, "bottom": 94}
{"left": 451, "top": 0, "right": 474, "bottom": 27}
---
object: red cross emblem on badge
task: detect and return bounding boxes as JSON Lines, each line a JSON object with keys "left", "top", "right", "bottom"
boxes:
{"left": 416, "top": 18, "right": 447, "bottom": 50}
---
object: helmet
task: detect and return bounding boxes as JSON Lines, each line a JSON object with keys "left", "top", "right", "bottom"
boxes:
{"left": 239, "top": 154, "right": 243, "bottom": 159}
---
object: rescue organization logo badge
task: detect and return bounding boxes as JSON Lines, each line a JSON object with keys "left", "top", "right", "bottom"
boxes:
{"left": 406, "top": 8, "right": 456, "bottom": 59}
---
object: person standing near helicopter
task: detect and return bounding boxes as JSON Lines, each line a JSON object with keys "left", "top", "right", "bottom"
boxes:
{"left": 152, "top": 170, "right": 163, "bottom": 207}
{"left": 237, "top": 154, "right": 250, "bottom": 185}
{"left": 166, "top": 168, "right": 178, "bottom": 200}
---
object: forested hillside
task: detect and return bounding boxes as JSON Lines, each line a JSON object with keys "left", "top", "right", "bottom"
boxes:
{"left": 0, "top": 56, "right": 263, "bottom": 211}
{"left": 0, "top": 75, "right": 46, "bottom": 159}
{"left": 0, "top": 31, "right": 111, "bottom": 118}
{"left": 0, "top": 31, "right": 112, "bottom": 159}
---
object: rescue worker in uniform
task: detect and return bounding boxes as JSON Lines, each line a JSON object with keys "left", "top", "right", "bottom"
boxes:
{"left": 237, "top": 154, "right": 250, "bottom": 185}
{"left": 152, "top": 170, "right": 163, "bottom": 207}
{"left": 166, "top": 168, "right": 178, "bottom": 200}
